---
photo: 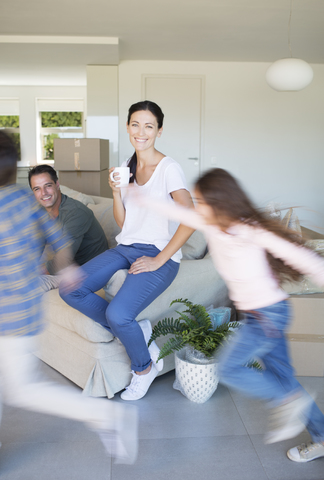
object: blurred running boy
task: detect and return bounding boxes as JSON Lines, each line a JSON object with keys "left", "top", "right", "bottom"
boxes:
{"left": 0, "top": 132, "right": 137, "bottom": 465}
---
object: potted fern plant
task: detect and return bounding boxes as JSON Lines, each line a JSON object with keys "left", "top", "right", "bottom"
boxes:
{"left": 148, "top": 298, "right": 239, "bottom": 403}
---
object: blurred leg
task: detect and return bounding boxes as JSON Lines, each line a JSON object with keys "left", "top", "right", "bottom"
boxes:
{"left": 0, "top": 335, "right": 117, "bottom": 427}
{"left": 0, "top": 335, "right": 138, "bottom": 463}
{"left": 219, "top": 301, "right": 302, "bottom": 404}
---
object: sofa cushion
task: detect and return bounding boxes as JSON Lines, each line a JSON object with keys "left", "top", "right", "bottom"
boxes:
{"left": 44, "top": 289, "right": 114, "bottom": 343}
{"left": 103, "top": 269, "right": 128, "bottom": 297}
{"left": 87, "top": 203, "right": 121, "bottom": 248}
{"left": 182, "top": 230, "right": 207, "bottom": 260}
{"left": 60, "top": 185, "right": 95, "bottom": 206}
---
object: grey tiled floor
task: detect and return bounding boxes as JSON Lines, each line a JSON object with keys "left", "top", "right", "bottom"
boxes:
{"left": 0, "top": 360, "right": 323, "bottom": 480}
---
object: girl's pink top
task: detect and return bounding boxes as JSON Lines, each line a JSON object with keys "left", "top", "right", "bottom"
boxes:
{"left": 142, "top": 197, "right": 324, "bottom": 311}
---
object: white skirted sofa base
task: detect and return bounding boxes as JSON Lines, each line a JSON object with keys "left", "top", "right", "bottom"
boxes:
{"left": 36, "top": 186, "right": 231, "bottom": 398}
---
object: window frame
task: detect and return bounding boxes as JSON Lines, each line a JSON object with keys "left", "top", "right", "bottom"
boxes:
{"left": 36, "top": 98, "right": 85, "bottom": 164}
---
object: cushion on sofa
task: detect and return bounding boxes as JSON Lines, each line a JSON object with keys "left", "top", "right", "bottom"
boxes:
{"left": 182, "top": 230, "right": 207, "bottom": 260}
{"left": 44, "top": 289, "right": 114, "bottom": 343}
{"left": 87, "top": 203, "right": 121, "bottom": 249}
{"left": 103, "top": 269, "right": 129, "bottom": 297}
{"left": 60, "top": 185, "right": 95, "bottom": 206}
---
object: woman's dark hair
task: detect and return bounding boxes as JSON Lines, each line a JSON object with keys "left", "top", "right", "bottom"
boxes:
{"left": 195, "top": 168, "right": 313, "bottom": 284}
{"left": 127, "top": 100, "right": 164, "bottom": 183}
{"left": 28, "top": 164, "right": 58, "bottom": 187}
{"left": 0, "top": 131, "right": 18, "bottom": 186}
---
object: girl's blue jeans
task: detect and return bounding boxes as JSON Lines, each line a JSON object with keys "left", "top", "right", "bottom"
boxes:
{"left": 218, "top": 300, "right": 324, "bottom": 443}
{"left": 60, "top": 244, "right": 179, "bottom": 373}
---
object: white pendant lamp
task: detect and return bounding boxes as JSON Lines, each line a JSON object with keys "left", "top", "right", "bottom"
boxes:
{"left": 266, "top": 1, "right": 313, "bottom": 92}
{"left": 266, "top": 58, "right": 313, "bottom": 91}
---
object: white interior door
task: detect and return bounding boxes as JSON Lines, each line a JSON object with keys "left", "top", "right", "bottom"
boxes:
{"left": 143, "top": 75, "right": 203, "bottom": 191}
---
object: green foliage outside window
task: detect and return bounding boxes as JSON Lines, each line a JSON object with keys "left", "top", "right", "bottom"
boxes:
{"left": 0, "top": 115, "right": 20, "bottom": 128}
{"left": 41, "top": 112, "right": 82, "bottom": 128}
{"left": 41, "top": 112, "right": 82, "bottom": 160}
{"left": 43, "top": 134, "right": 59, "bottom": 160}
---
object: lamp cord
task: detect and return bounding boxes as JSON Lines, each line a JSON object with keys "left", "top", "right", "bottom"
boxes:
{"left": 288, "top": 0, "right": 293, "bottom": 57}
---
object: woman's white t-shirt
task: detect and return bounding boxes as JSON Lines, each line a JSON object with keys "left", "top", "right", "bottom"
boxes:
{"left": 115, "top": 156, "right": 188, "bottom": 263}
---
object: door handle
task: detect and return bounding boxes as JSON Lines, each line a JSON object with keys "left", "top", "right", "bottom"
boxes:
{"left": 188, "top": 157, "right": 199, "bottom": 160}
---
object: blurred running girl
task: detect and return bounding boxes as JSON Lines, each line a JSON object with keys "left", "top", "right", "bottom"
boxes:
{"left": 138, "top": 167, "right": 324, "bottom": 462}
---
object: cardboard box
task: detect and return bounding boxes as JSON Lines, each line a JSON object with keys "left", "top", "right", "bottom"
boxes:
{"left": 288, "top": 294, "right": 324, "bottom": 376}
{"left": 54, "top": 139, "right": 109, "bottom": 171}
{"left": 287, "top": 337, "right": 324, "bottom": 377}
{"left": 58, "top": 169, "right": 112, "bottom": 198}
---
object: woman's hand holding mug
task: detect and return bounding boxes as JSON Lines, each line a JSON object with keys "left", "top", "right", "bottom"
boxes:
{"left": 109, "top": 167, "right": 131, "bottom": 192}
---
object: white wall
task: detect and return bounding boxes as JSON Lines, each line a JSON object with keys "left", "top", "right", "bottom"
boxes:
{"left": 86, "top": 66, "right": 119, "bottom": 167}
{"left": 0, "top": 85, "right": 86, "bottom": 167}
{"left": 119, "top": 60, "right": 324, "bottom": 231}
{"left": 2, "top": 61, "right": 323, "bottom": 230}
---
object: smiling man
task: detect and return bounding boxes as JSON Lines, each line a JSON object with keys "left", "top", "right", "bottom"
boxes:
{"left": 28, "top": 165, "right": 108, "bottom": 287}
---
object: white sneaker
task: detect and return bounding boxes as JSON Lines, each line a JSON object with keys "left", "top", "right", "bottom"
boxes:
{"left": 138, "top": 319, "right": 164, "bottom": 372}
{"left": 265, "top": 393, "right": 312, "bottom": 444}
{"left": 97, "top": 403, "right": 138, "bottom": 464}
{"left": 287, "top": 442, "right": 324, "bottom": 463}
{"left": 121, "top": 364, "right": 158, "bottom": 401}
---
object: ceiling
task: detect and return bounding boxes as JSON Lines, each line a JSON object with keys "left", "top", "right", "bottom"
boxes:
{"left": 0, "top": 0, "right": 323, "bottom": 84}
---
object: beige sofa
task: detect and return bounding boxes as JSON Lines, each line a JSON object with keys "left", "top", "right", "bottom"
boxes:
{"left": 37, "top": 186, "right": 231, "bottom": 398}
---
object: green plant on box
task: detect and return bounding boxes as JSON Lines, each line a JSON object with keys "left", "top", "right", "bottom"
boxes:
{"left": 148, "top": 298, "right": 240, "bottom": 361}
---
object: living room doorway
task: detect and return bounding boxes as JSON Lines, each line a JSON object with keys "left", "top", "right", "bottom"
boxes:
{"left": 142, "top": 74, "right": 204, "bottom": 191}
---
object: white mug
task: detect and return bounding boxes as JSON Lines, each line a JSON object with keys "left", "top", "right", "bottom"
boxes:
{"left": 110, "top": 167, "right": 130, "bottom": 187}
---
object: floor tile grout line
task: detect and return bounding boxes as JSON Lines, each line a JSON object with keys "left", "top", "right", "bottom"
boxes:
{"left": 228, "top": 387, "right": 271, "bottom": 480}
{"left": 246, "top": 434, "right": 271, "bottom": 480}
{"left": 137, "top": 432, "right": 256, "bottom": 443}
{"left": 228, "top": 386, "right": 251, "bottom": 437}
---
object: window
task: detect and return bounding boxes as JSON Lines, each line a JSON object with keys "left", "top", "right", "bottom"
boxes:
{"left": 0, "top": 99, "right": 21, "bottom": 160}
{"left": 40, "top": 111, "right": 83, "bottom": 161}
{"left": 37, "top": 99, "right": 84, "bottom": 163}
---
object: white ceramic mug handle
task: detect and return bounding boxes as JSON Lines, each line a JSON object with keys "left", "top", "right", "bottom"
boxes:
{"left": 110, "top": 170, "right": 117, "bottom": 182}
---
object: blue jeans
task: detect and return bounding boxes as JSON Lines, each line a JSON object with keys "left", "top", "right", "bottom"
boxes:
{"left": 60, "top": 244, "right": 179, "bottom": 372}
{"left": 218, "top": 300, "right": 324, "bottom": 443}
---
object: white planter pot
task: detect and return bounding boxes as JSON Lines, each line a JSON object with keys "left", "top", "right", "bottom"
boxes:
{"left": 174, "top": 349, "right": 219, "bottom": 404}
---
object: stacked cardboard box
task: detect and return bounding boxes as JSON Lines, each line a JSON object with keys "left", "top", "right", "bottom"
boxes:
{"left": 288, "top": 293, "right": 324, "bottom": 377}
{"left": 54, "top": 138, "right": 112, "bottom": 198}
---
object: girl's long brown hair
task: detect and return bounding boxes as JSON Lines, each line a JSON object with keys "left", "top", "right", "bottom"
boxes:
{"left": 195, "top": 168, "right": 314, "bottom": 284}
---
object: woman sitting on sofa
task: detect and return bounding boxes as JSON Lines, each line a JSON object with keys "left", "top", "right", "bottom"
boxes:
{"left": 60, "top": 100, "right": 194, "bottom": 401}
